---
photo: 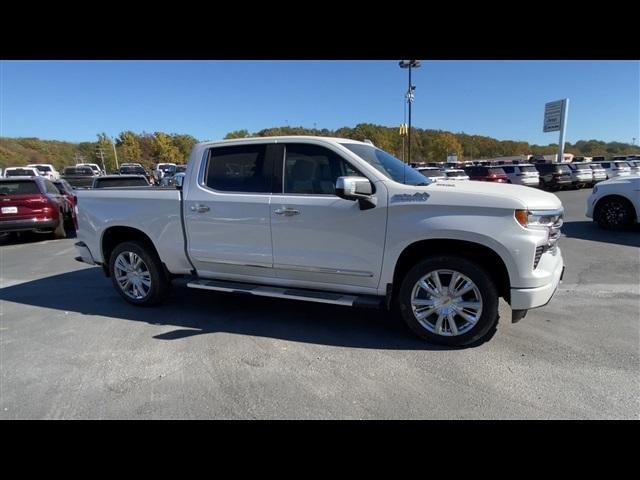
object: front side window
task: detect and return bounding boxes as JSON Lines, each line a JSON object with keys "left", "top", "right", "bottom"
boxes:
{"left": 44, "top": 180, "right": 59, "bottom": 194}
{"left": 340, "top": 143, "right": 429, "bottom": 186}
{"left": 284, "top": 144, "right": 362, "bottom": 195}
{"left": 205, "top": 144, "right": 272, "bottom": 193}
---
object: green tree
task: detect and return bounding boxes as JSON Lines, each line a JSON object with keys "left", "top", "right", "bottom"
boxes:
{"left": 429, "top": 132, "right": 464, "bottom": 161}
{"left": 224, "top": 129, "right": 250, "bottom": 139}
{"left": 171, "top": 134, "right": 199, "bottom": 161}
{"left": 153, "top": 132, "right": 181, "bottom": 164}
{"left": 117, "top": 131, "right": 142, "bottom": 162}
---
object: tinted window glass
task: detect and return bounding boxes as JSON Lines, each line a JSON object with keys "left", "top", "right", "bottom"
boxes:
{"left": 5, "top": 168, "right": 36, "bottom": 177}
{"left": 445, "top": 170, "right": 466, "bottom": 177}
{"left": 94, "top": 177, "right": 150, "bottom": 188}
{"left": 31, "top": 165, "right": 52, "bottom": 172}
{"left": 0, "top": 180, "right": 42, "bottom": 195}
{"left": 64, "top": 167, "right": 93, "bottom": 176}
{"left": 519, "top": 165, "right": 537, "bottom": 173}
{"left": 44, "top": 180, "right": 59, "bottom": 194}
{"left": 340, "top": 143, "right": 429, "bottom": 186}
{"left": 284, "top": 144, "right": 361, "bottom": 195}
{"left": 206, "top": 144, "right": 272, "bottom": 193}
{"left": 502, "top": 166, "right": 514, "bottom": 173}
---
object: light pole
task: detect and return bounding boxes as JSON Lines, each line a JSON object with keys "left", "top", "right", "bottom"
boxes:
{"left": 111, "top": 135, "right": 119, "bottom": 169}
{"left": 399, "top": 60, "right": 421, "bottom": 165}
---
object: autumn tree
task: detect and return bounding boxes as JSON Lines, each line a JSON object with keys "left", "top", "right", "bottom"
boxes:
{"left": 429, "top": 132, "right": 464, "bottom": 161}
{"left": 153, "top": 132, "right": 182, "bottom": 164}
{"left": 117, "top": 131, "right": 142, "bottom": 162}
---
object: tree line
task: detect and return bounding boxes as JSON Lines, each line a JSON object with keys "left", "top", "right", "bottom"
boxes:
{"left": 1, "top": 125, "right": 638, "bottom": 172}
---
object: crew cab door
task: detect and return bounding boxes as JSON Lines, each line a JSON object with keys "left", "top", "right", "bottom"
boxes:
{"left": 184, "top": 143, "right": 277, "bottom": 279}
{"left": 269, "top": 143, "right": 387, "bottom": 290}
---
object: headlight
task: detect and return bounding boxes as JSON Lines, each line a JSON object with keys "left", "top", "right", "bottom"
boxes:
{"left": 514, "top": 209, "right": 562, "bottom": 229}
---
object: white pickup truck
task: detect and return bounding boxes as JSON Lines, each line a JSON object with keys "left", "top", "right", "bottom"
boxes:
{"left": 74, "top": 136, "right": 565, "bottom": 346}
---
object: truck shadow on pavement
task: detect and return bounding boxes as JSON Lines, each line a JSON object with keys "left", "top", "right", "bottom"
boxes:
{"left": 561, "top": 221, "right": 640, "bottom": 248}
{"left": 0, "top": 268, "right": 492, "bottom": 350}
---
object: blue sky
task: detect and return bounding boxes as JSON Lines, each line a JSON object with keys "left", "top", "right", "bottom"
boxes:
{"left": 1, "top": 60, "right": 638, "bottom": 145}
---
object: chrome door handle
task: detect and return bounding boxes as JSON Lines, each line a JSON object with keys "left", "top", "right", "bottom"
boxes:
{"left": 274, "top": 207, "right": 300, "bottom": 216}
{"left": 190, "top": 204, "right": 210, "bottom": 213}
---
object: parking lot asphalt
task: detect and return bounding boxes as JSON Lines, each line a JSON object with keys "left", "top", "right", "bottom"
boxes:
{"left": 1, "top": 188, "right": 638, "bottom": 419}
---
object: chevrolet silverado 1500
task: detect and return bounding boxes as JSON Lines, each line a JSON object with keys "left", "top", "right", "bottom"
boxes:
{"left": 74, "top": 136, "right": 565, "bottom": 346}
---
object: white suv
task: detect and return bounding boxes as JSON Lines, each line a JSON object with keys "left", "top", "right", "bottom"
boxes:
{"left": 596, "top": 161, "right": 632, "bottom": 179}
{"left": 502, "top": 164, "right": 540, "bottom": 187}
{"left": 586, "top": 176, "right": 639, "bottom": 229}
{"left": 566, "top": 163, "right": 594, "bottom": 189}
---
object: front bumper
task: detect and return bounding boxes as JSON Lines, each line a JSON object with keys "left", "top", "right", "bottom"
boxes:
{"left": 510, "top": 254, "right": 565, "bottom": 311}
{"left": 0, "top": 218, "right": 58, "bottom": 233}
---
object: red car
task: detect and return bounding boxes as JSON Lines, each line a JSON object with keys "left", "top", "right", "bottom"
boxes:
{"left": 0, "top": 176, "right": 68, "bottom": 238}
{"left": 52, "top": 178, "right": 78, "bottom": 230}
{"left": 463, "top": 166, "right": 509, "bottom": 183}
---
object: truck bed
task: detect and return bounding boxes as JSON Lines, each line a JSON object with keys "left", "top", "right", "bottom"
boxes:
{"left": 75, "top": 187, "right": 193, "bottom": 274}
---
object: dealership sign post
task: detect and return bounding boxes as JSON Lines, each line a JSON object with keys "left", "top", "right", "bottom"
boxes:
{"left": 543, "top": 99, "right": 569, "bottom": 163}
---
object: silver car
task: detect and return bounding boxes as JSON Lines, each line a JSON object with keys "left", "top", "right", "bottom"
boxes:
{"left": 502, "top": 164, "right": 540, "bottom": 187}
{"left": 588, "top": 163, "right": 608, "bottom": 185}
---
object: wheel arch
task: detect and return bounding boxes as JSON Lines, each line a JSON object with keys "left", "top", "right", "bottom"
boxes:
{"left": 101, "top": 226, "right": 163, "bottom": 278}
{"left": 391, "top": 239, "right": 512, "bottom": 303}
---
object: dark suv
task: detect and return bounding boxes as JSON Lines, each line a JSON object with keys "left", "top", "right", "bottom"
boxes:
{"left": 534, "top": 163, "right": 572, "bottom": 191}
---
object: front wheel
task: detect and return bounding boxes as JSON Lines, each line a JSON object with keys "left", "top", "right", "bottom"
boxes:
{"left": 398, "top": 256, "right": 499, "bottom": 347}
{"left": 109, "top": 241, "right": 170, "bottom": 305}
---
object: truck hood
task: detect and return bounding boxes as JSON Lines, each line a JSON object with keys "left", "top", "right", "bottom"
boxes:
{"left": 386, "top": 179, "right": 562, "bottom": 211}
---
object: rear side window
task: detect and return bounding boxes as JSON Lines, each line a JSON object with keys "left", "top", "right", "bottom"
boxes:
{"left": 284, "top": 143, "right": 362, "bottom": 195}
{"left": 601, "top": 162, "right": 610, "bottom": 168}
{"left": 205, "top": 144, "right": 273, "bottom": 193}
{"left": 0, "top": 180, "right": 41, "bottom": 195}
{"left": 502, "top": 166, "right": 514, "bottom": 173}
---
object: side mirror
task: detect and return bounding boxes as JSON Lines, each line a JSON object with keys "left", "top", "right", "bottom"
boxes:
{"left": 335, "top": 176, "right": 376, "bottom": 210}
{"left": 174, "top": 175, "right": 184, "bottom": 189}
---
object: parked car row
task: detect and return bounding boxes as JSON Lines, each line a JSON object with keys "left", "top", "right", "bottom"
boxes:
{"left": 413, "top": 159, "right": 635, "bottom": 192}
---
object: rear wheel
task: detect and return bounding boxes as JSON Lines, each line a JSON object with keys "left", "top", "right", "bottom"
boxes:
{"left": 397, "top": 256, "right": 499, "bottom": 347}
{"left": 595, "top": 196, "right": 635, "bottom": 230}
{"left": 109, "top": 241, "right": 170, "bottom": 305}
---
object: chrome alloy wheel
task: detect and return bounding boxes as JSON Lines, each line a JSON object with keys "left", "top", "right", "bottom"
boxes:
{"left": 113, "top": 251, "right": 152, "bottom": 300}
{"left": 410, "top": 269, "right": 483, "bottom": 336}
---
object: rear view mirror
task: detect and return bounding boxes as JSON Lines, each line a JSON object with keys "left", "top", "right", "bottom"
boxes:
{"left": 335, "top": 176, "right": 375, "bottom": 210}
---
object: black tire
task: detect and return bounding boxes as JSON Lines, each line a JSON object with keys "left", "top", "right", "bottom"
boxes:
{"left": 52, "top": 215, "right": 67, "bottom": 239}
{"left": 594, "top": 196, "right": 635, "bottom": 230}
{"left": 397, "top": 255, "right": 499, "bottom": 347}
{"left": 109, "top": 240, "right": 170, "bottom": 306}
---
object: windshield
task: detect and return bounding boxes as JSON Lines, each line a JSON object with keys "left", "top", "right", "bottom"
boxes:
{"left": 614, "top": 162, "right": 630, "bottom": 169}
{"left": 341, "top": 143, "right": 430, "bottom": 185}
{"left": 5, "top": 169, "right": 36, "bottom": 177}
{"left": 489, "top": 167, "right": 506, "bottom": 175}
{"left": 120, "top": 166, "right": 146, "bottom": 175}
{"left": 64, "top": 167, "right": 93, "bottom": 176}
{"left": 30, "top": 165, "right": 52, "bottom": 172}
{"left": 94, "top": 177, "right": 149, "bottom": 188}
